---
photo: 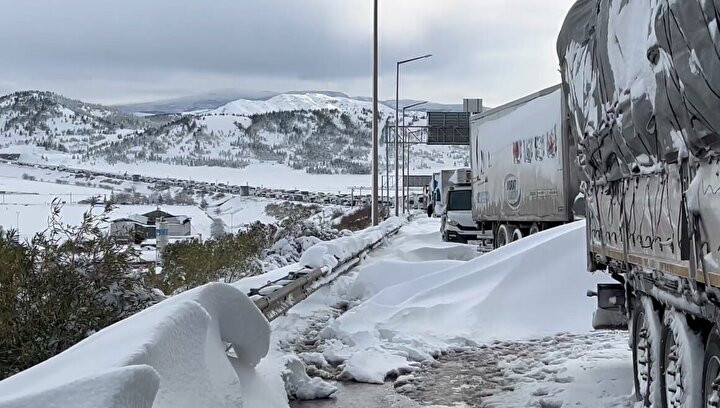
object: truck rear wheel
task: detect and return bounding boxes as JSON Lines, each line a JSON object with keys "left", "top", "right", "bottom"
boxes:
{"left": 496, "top": 224, "right": 513, "bottom": 247}
{"left": 529, "top": 223, "right": 540, "bottom": 235}
{"left": 633, "top": 296, "right": 663, "bottom": 406}
{"left": 660, "top": 310, "right": 703, "bottom": 408}
{"left": 702, "top": 327, "right": 720, "bottom": 406}
{"left": 511, "top": 227, "right": 523, "bottom": 242}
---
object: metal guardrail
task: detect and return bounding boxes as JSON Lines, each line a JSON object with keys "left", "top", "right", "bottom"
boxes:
{"left": 249, "top": 224, "right": 403, "bottom": 321}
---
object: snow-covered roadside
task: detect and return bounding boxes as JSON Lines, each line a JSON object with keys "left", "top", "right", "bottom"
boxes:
{"left": 0, "top": 216, "right": 405, "bottom": 408}
{"left": 0, "top": 283, "right": 284, "bottom": 408}
{"left": 0, "top": 214, "right": 635, "bottom": 407}
{"left": 289, "top": 218, "right": 634, "bottom": 406}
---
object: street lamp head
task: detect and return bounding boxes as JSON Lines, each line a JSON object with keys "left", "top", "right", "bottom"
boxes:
{"left": 402, "top": 101, "right": 427, "bottom": 112}
{"left": 398, "top": 54, "right": 433, "bottom": 65}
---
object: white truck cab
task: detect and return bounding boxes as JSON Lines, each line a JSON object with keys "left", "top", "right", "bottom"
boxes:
{"left": 440, "top": 169, "right": 482, "bottom": 243}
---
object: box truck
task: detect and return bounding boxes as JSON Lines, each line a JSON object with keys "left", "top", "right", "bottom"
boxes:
{"left": 469, "top": 85, "right": 581, "bottom": 248}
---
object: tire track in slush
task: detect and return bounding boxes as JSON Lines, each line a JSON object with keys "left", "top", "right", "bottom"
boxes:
{"left": 291, "top": 329, "right": 630, "bottom": 407}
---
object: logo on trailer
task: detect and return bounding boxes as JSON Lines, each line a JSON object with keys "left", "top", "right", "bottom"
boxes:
{"left": 504, "top": 174, "right": 521, "bottom": 209}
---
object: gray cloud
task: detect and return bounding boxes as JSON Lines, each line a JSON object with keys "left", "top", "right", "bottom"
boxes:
{"left": 0, "top": 0, "right": 576, "bottom": 106}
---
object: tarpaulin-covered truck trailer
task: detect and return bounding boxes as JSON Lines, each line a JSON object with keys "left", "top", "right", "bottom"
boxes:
{"left": 469, "top": 85, "right": 580, "bottom": 249}
{"left": 558, "top": 0, "right": 720, "bottom": 405}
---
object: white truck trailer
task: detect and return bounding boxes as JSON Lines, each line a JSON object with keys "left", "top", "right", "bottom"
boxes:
{"left": 469, "top": 85, "right": 580, "bottom": 248}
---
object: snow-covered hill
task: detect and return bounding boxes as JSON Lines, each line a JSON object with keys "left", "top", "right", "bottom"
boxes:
{"left": 114, "top": 90, "right": 463, "bottom": 115}
{"left": 209, "top": 93, "right": 395, "bottom": 117}
{"left": 1, "top": 91, "right": 468, "bottom": 176}
{"left": 0, "top": 91, "right": 147, "bottom": 155}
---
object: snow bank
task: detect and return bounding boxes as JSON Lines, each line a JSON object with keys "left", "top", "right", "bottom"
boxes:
{"left": 321, "top": 221, "right": 609, "bottom": 383}
{"left": 298, "top": 217, "right": 403, "bottom": 274}
{"left": 234, "top": 217, "right": 403, "bottom": 296}
{"left": 350, "top": 260, "right": 465, "bottom": 299}
{"left": 0, "top": 283, "right": 276, "bottom": 408}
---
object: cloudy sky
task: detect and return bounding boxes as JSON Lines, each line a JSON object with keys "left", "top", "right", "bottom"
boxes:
{"left": 0, "top": 0, "right": 576, "bottom": 106}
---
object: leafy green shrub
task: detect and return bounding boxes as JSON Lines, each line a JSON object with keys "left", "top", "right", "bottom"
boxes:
{"left": 155, "top": 222, "right": 277, "bottom": 295}
{"left": 0, "top": 202, "right": 159, "bottom": 380}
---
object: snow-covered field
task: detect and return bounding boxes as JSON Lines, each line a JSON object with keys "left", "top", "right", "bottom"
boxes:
{"left": 0, "top": 161, "right": 283, "bottom": 239}
{"left": 9, "top": 150, "right": 466, "bottom": 194}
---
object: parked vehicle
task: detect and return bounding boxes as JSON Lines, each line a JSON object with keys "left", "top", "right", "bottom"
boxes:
{"left": 469, "top": 85, "right": 580, "bottom": 249}
{"left": 430, "top": 169, "right": 455, "bottom": 217}
{"left": 441, "top": 169, "right": 482, "bottom": 243}
{"left": 558, "top": 0, "right": 720, "bottom": 404}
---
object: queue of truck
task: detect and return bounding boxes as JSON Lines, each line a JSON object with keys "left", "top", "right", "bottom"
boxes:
{"left": 431, "top": 85, "right": 580, "bottom": 249}
{"left": 422, "top": 0, "right": 720, "bottom": 405}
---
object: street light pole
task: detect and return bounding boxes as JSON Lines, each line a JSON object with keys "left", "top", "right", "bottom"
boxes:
{"left": 394, "top": 54, "right": 431, "bottom": 216}
{"left": 405, "top": 131, "right": 412, "bottom": 212}
{"left": 395, "top": 65, "right": 400, "bottom": 216}
{"left": 371, "top": 0, "right": 380, "bottom": 226}
{"left": 401, "top": 101, "right": 426, "bottom": 214}
{"left": 385, "top": 125, "right": 390, "bottom": 214}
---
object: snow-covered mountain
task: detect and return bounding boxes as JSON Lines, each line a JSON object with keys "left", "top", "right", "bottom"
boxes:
{"left": 0, "top": 91, "right": 148, "bottom": 155}
{"left": 209, "top": 92, "right": 395, "bottom": 117}
{"left": 0, "top": 91, "right": 468, "bottom": 175}
{"left": 114, "top": 89, "right": 280, "bottom": 115}
{"left": 116, "top": 90, "right": 464, "bottom": 115}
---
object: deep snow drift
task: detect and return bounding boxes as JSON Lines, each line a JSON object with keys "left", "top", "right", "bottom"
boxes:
{"left": 0, "top": 283, "right": 281, "bottom": 408}
{"left": 0, "top": 216, "right": 404, "bottom": 408}
{"left": 0, "top": 215, "right": 632, "bottom": 407}
{"left": 280, "top": 218, "right": 633, "bottom": 407}
{"left": 317, "top": 220, "right": 615, "bottom": 383}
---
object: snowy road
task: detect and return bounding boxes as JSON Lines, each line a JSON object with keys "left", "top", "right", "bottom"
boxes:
{"left": 280, "top": 217, "right": 635, "bottom": 407}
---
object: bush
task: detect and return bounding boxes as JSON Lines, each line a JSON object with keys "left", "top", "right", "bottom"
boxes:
{"left": 336, "top": 205, "right": 387, "bottom": 231}
{"left": 0, "top": 201, "right": 159, "bottom": 380}
{"left": 265, "top": 202, "right": 324, "bottom": 238}
{"left": 155, "top": 222, "right": 277, "bottom": 295}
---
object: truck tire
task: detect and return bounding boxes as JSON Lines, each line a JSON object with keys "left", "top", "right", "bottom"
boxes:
{"left": 702, "top": 326, "right": 720, "bottom": 406}
{"left": 633, "top": 295, "right": 663, "bottom": 406}
{"left": 529, "top": 223, "right": 540, "bottom": 235}
{"left": 511, "top": 227, "right": 523, "bottom": 242}
{"left": 660, "top": 309, "right": 703, "bottom": 408}
{"left": 496, "top": 224, "right": 513, "bottom": 247}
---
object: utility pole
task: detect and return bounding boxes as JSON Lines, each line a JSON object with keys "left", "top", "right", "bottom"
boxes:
{"left": 350, "top": 186, "right": 370, "bottom": 208}
{"left": 402, "top": 123, "right": 406, "bottom": 214}
{"left": 385, "top": 126, "right": 390, "bottom": 214}
{"left": 371, "top": 0, "right": 380, "bottom": 226}
{"left": 395, "top": 65, "right": 400, "bottom": 216}
{"left": 405, "top": 135, "right": 412, "bottom": 212}
{"left": 395, "top": 54, "right": 432, "bottom": 216}
{"left": 401, "top": 101, "right": 426, "bottom": 214}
